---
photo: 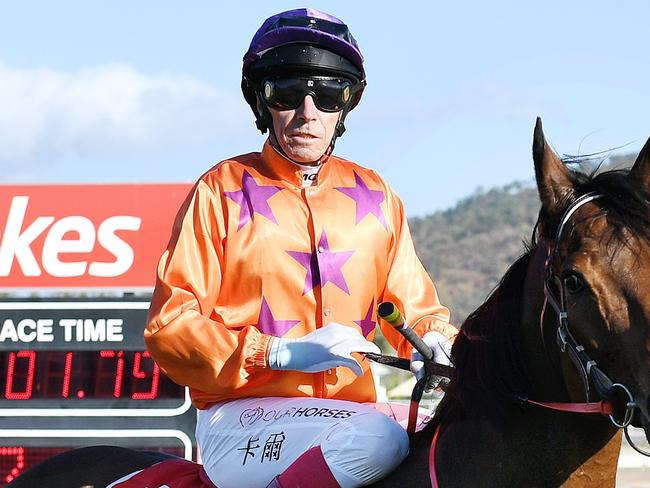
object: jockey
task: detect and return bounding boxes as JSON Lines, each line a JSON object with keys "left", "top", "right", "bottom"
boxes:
{"left": 145, "top": 8, "right": 456, "bottom": 488}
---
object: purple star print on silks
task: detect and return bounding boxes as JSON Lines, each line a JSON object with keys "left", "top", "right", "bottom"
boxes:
{"left": 255, "top": 297, "right": 300, "bottom": 336}
{"left": 336, "top": 172, "right": 387, "bottom": 228}
{"left": 355, "top": 299, "right": 377, "bottom": 337}
{"left": 287, "top": 248, "right": 320, "bottom": 296}
{"left": 224, "top": 170, "right": 282, "bottom": 230}
{"left": 287, "top": 230, "right": 354, "bottom": 295}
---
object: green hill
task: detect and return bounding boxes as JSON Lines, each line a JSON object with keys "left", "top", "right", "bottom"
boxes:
{"left": 409, "top": 181, "right": 538, "bottom": 323}
{"left": 408, "top": 152, "right": 637, "bottom": 324}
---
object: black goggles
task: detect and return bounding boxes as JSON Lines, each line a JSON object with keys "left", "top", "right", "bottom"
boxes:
{"left": 260, "top": 76, "right": 361, "bottom": 113}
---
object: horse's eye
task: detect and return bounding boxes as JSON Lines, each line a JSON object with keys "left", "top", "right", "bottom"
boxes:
{"left": 563, "top": 273, "right": 585, "bottom": 294}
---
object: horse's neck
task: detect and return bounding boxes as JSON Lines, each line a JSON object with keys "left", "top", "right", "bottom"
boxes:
{"left": 432, "top": 244, "right": 619, "bottom": 487}
{"left": 433, "top": 409, "right": 619, "bottom": 488}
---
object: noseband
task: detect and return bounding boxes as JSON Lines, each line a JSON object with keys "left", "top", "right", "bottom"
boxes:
{"left": 540, "top": 192, "right": 649, "bottom": 456}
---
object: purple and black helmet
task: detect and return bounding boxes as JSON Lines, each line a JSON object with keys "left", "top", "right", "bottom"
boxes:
{"left": 241, "top": 8, "right": 366, "bottom": 133}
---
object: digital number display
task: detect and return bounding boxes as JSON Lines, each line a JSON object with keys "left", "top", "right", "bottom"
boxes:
{"left": 0, "top": 350, "right": 183, "bottom": 405}
{"left": 0, "top": 445, "right": 187, "bottom": 485}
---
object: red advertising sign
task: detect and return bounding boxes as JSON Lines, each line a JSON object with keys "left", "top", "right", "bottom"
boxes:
{"left": 0, "top": 184, "right": 192, "bottom": 289}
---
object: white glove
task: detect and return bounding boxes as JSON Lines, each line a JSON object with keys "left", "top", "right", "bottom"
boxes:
{"left": 410, "top": 331, "right": 452, "bottom": 382}
{"left": 267, "top": 323, "right": 381, "bottom": 377}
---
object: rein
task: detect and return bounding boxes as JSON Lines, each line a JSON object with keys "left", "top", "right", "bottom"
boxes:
{"left": 366, "top": 352, "right": 452, "bottom": 435}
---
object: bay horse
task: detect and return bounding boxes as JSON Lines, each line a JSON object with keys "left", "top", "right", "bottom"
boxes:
{"left": 8, "top": 119, "right": 650, "bottom": 487}
{"left": 375, "top": 118, "right": 650, "bottom": 487}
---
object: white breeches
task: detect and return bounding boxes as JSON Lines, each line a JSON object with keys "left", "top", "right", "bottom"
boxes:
{"left": 196, "top": 397, "right": 410, "bottom": 488}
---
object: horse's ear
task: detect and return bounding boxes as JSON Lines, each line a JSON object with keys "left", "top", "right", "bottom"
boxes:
{"left": 630, "top": 136, "right": 650, "bottom": 189}
{"left": 532, "top": 117, "right": 574, "bottom": 215}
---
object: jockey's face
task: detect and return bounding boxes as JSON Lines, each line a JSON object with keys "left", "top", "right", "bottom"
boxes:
{"left": 269, "top": 95, "right": 340, "bottom": 165}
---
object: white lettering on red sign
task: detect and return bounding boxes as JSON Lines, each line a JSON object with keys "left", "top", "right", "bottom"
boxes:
{"left": 0, "top": 196, "right": 142, "bottom": 278}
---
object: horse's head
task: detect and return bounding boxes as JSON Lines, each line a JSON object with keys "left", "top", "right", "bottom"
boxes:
{"left": 533, "top": 118, "right": 650, "bottom": 441}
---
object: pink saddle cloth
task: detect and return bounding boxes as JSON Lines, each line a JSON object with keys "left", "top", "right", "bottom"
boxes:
{"left": 368, "top": 401, "right": 434, "bottom": 433}
{"left": 108, "top": 459, "right": 216, "bottom": 488}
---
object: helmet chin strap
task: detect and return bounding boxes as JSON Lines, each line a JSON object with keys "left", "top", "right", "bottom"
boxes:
{"left": 264, "top": 108, "right": 347, "bottom": 166}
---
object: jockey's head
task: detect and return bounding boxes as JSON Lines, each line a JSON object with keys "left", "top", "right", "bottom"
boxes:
{"left": 241, "top": 8, "right": 366, "bottom": 164}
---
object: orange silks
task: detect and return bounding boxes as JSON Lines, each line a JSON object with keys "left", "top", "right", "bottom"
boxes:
{"left": 145, "top": 141, "right": 454, "bottom": 409}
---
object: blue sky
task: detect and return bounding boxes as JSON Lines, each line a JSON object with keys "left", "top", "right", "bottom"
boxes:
{"left": 1, "top": 1, "right": 648, "bottom": 215}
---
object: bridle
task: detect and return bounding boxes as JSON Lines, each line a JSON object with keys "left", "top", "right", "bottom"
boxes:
{"left": 369, "top": 190, "right": 649, "bottom": 456}
{"left": 539, "top": 191, "right": 649, "bottom": 456}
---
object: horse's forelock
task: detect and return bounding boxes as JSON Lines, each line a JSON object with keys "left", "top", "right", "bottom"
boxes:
{"left": 572, "top": 167, "right": 650, "bottom": 245}
{"left": 536, "top": 162, "right": 650, "bottom": 250}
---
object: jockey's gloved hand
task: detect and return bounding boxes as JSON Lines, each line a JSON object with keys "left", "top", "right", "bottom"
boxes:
{"left": 267, "top": 323, "right": 381, "bottom": 377}
{"left": 410, "top": 331, "right": 452, "bottom": 390}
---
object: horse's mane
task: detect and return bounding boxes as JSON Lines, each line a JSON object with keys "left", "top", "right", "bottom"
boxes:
{"left": 429, "top": 245, "right": 535, "bottom": 429}
{"left": 418, "top": 165, "right": 650, "bottom": 440}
